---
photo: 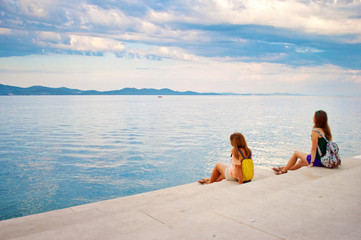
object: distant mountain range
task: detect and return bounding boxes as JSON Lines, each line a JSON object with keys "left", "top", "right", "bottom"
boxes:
{"left": 0, "top": 84, "right": 218, "bottom": 95}
{"left": 0, "top": 84, "right": 304, "bottom": 96}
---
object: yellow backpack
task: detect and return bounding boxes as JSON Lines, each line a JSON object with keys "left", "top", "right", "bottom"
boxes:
{"left": 239, "top": 149, "right": 254, "bottom": 182}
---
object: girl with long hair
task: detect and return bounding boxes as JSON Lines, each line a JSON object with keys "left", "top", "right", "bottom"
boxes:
{"left": 198, "top": 132, "right": 252, "bottom": 184}
{"left": 273, "top": 110, "right": 332, "bottom": 174}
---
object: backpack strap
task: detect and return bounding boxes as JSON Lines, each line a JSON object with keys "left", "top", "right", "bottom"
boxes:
{"left": 238, "top": 148, "right": 246, "bottom": 159}
{"left": 238, "top": 148, "right": 252, "bottom": 159}
{"left": 313, "top": 129, "right": 328, "bottom": 157}
{"left": 313, "top": 129, "right": 328, "bottom": 142}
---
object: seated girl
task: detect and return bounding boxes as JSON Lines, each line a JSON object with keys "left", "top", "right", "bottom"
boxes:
{"left": 198, "top": 132, "right": 252, "bottom": 184}
{"left": 273, "top": 110, "right": 332, "bottom": 174}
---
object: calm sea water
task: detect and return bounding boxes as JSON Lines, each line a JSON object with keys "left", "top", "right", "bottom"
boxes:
{"left": 1, "top": 95, "right": 360, "bottom": 220}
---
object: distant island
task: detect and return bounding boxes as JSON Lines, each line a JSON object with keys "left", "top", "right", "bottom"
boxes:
{"left": 0, "top": 84, "right": 304, "bottom": 96}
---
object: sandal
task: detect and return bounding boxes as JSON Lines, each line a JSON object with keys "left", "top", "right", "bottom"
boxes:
{"left": 275, "top": 170, "right": 287, "bottom": 175}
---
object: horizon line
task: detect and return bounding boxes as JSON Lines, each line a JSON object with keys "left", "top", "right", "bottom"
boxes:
{"left": 0, "top": 83, "right": 312, "bottom": 96}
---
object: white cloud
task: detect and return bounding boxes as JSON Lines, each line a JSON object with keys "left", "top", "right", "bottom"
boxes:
{"left": 342, "top": 69, "right": 361, "bottom": 83}
{"left": 35, "top": 32, "right": 125, "bottom": 53}
{"left": 348, "top": 75, "right": 361, "bottom": 84}
{"left": 182, "top": 0, "right": 361, "bottom": 38}
{"left": 135, "top": 21, "right": 162, "bottom": 35}
{"left": 147, "top": 46, "right": 199, "bottom": 61}
{"left": 82, "top": 4, "right": 203, "bottom": 44}
{"left": 17, "top": 0, "right": 54, "bottom": 19}
{"left": 0, "top": 28, "right": 12, "bottom": 35}
{"left": 147, "top": 9, "right": 179, "bottom": 23}
{"left": 126, "top": 45, "right": 199, "bottom": 61}
{"left": 37, "top": 31, "right": 66, "bottom": 43}
{"left": 67, "top": 35, "right": 125, "bottom": 52}
{"left": 83, "top": 4, "right": 135, "bottom": 28}
{"left": 295, "top": 47, "right": 323, "bottom": 54}
{"left": 213, "top": 52, "right": 287, "bottom": 62}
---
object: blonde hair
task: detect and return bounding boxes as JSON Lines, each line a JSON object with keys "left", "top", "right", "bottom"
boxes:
{"left": 230, "top": 132, "right": 251, "bottom": 159}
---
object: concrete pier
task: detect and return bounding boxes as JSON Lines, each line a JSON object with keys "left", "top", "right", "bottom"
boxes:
{"left": 1, "top": 156, "right": 361, "bottom": 240}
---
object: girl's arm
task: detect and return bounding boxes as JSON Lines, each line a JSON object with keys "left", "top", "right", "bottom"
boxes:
{"left": 309, "top": 131, "right": 319, "bottom": 167}
{"left": 234, "top": 164, "right": 243, "bottom": 184}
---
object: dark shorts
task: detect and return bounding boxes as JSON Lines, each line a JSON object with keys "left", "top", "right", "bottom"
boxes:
{"left": 307, "top": 155, "right": 323, "bottom": 167}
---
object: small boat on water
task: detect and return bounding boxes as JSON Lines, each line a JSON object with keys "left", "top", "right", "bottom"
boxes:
{"left": 157, "top": 96, "right": 163, "bottom": 98}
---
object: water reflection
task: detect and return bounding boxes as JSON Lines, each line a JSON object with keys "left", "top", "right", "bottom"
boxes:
{"left": 0, "top": 95, "right": 360, "bottom": 220}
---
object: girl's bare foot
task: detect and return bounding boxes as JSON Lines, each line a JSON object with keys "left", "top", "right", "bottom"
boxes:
{"left": 198, "top": 178, "right": 209, "bottom": 184}
{"left": 275, "top": 170, "right": 287, "bottom": 175}
{"left": 272, "top": 167, "right": 283, "bottom": 172}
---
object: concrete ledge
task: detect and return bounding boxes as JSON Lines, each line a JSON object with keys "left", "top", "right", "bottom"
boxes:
{"left": 1, "top": 156, "right": 361, "bottom": 240}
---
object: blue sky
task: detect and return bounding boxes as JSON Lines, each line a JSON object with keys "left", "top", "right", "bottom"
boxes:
{"left": 0, "top": 0, "right": 361, "bottom": 95}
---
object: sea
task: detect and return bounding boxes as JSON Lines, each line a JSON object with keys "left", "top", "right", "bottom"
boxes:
{"left": 0, "top": 95, "right": 360, "bottom": 220}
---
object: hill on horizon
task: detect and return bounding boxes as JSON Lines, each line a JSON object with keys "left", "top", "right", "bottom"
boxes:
{"left": 0, "top": 84, "right": 220, "bottom": 96}
{"left": 0, "top": 84, "right": 304, "bottom": 96}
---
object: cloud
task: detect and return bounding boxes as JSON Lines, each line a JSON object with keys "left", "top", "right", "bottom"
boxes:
{"left": 3, "top": 1, "right": 361, "bottom": 40}
{"left": 0, "top": 28, "right": 12, "bottom": 35}
{"left": 146, "top": 9, "right": 180, "bottom": 23}
{"left": 18, "top": 0, "right": 48, "bottom": 19}
{"left": 0, "top": 0, "right": 361, "bottom": 96}
{"left": 342, "top": 69, "right": 361, "bottom": 84}
{"left": 69, "top": 35, "right": 124, "bottom": 52}
{"left": 0, "top": 27, "right": 125, "bottom": 55}
{"left": 34, "top": 31, "right": 197, "bottom": 59}
{"left": 83, "top": 4, "right": 135, "bottom": 29}
{"left": 181, "top": 0, "right": 361, "bottom": 37}
{"left": 37, "top": 31, "right": 68, "bottom": 44}
{"left": 295, "top": 47, "right": 323, "bottom": 54}
{"left": 140, "top": 46, "right": 199, "bottom": 61}
{"left": 40, "top": 34, "right": 125, "bottom": 53}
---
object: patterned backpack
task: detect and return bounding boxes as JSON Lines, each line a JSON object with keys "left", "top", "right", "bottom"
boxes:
{"left": 313, "top": 129, "right": 341, "bottom": 168}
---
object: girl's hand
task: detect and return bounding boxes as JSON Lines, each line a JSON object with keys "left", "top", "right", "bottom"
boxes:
{"left": 308, "top": 163, "right": 314, "bottom": 168}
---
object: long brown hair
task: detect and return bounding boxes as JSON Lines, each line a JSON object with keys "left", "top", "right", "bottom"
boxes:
{"left": 314, "top": 110, "right": 332, "bottom": 141}
{"left": 230, "top": 132, "right": 251, "bottom": 159}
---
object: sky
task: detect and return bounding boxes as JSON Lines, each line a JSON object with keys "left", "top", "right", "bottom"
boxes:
{"left": 0, "top": 0, "right": 361, "bottom": 95}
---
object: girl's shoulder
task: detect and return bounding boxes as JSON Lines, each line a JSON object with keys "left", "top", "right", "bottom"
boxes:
{"left": 312, "top": 128, "right": 325, "bottom": 138}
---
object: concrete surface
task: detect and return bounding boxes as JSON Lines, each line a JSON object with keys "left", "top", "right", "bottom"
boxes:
{"left": 1, "top": 156, "right": 361, "bottom": 240}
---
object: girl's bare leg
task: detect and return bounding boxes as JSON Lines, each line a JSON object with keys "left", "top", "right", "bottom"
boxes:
{"left": 282, "top": 151, "right": 309, "bottom": 172}
{"left": 208, "top": 163, "right": 227, "bottom": 184}
{"left": 289, "top": 158, "right": 309, "bottom": 170}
